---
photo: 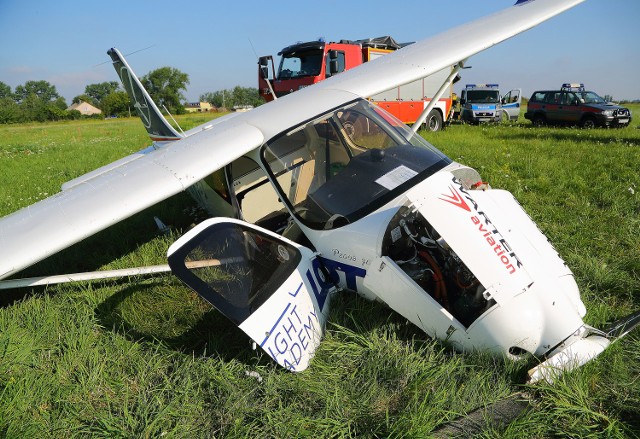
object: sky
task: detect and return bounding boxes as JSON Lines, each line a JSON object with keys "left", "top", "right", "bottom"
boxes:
{"left": 1, "top": 0, "right": 639, "bottom": 104}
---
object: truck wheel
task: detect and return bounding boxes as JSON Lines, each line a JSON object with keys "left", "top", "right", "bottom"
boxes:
{"left": 532, "top": 114, "right": 546, "bottom": 127}
{"left": 581, "top": 117, "right": 596, "bottom": 129}
{"left": 425, "top": 110, "right": 443, "bottom": 132}
{"left": 501, "top": 110, "right": 510, "bottom": 124}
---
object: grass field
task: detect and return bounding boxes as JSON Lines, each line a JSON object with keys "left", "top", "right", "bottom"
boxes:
{"left": 1, "top": 108, "right": 639, "bottom": 438}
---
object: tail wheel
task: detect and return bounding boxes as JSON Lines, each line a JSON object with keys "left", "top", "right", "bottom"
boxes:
{"left": 425, "top": 110, "right": 443, "bottom": 132}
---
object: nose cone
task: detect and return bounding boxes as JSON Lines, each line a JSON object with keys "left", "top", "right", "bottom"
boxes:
{"left": 408, "top": 172, "right": 587, "bottom": 357}
{"left": 463, "top": 279, "right": 585, "bottom": 357}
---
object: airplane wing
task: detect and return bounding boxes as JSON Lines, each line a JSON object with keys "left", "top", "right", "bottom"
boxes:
{"left": 0, "top": 0, "right": 585, "bottom": 280}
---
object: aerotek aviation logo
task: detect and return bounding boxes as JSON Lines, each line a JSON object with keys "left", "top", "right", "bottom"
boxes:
{"left": 439, "top": 178, "right": 523, "bottom": 275}
{"left": 439, "top": 186, "right": 471, "bottom": 212}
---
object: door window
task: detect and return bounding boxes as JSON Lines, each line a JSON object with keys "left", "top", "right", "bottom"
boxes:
{"left": 168, "top": 221, "right": 302, "bottom": 324}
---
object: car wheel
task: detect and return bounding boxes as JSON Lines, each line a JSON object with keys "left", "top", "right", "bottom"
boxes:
{"left": 425, "top": 110, "right": 443, "bottom": 132}
{"left": 500, "top": 110, "right": 510, "bottom": 124}
{"left": 581, "top": 117, "right": 596, "bottom": 129}
{"left": 532, "top": 114, "right": 546, "bottom": 127}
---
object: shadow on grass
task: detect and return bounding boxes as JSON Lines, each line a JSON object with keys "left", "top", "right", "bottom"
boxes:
{"left": 494, "top": 124, "right": 640, "bottom": 147}
{"left": 326, "top": 293, "right": 534, "bottom": 384}
{"left": 0, "top": 192, "right": 201, "bottom": 308}
{"left": 91, "top": 281, "right": 458, "bottom": 371}
{"left": 93, "top": 279, "right": 261, "bottom": 365}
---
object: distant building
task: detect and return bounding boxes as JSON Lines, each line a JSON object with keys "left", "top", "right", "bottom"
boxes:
{"left": 67, "top": 101, "right": 102, "bottom": 116}
{"left": 184, "top": 101, "right": 213, "bottom": 113}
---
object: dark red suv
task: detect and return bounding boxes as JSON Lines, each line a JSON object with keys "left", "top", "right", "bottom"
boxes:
{"left": 524, "top": 84, "right": 632, "bottom": 128}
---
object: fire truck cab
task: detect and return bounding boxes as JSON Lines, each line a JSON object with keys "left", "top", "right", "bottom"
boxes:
{"left": 259, "top": 37, "right": 457, "bottom": 132}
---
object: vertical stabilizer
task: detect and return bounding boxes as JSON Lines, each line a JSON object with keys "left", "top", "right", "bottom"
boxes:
{"left": 107, "top": 48, "right": 183, "bottom": 143}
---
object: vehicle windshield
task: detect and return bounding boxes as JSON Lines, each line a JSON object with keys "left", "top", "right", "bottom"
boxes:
{"left": 466, "top": 90, "right": 500, "bottom": 103}
{"left": 262, "top": 100, "right": 451, "bottom": 230}
{"left": 577, "top": 91, "right": 607, "bottom": 104}
{"left": 278, "top": 49, "right": 323, "bottom": 79}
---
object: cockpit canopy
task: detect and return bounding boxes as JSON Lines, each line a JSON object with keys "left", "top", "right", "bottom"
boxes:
{"left": 261, "top": 99, "right": 451, "bottom": 230}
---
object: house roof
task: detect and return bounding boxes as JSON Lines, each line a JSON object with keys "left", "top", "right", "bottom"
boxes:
{"left": 67, "top": 101, "right": 102, "bottom": 114}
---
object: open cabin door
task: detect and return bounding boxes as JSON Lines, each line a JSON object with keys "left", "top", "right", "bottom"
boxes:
{"left": 501, "top": 89, "right": 522, "bottom": 121}
{"left": 167, "top": 218, "right": 335, "bottom": 371}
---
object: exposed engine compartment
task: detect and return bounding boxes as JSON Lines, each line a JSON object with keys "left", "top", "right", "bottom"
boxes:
{"left": 382, "top": 206, "right": 496, "bottom": 327}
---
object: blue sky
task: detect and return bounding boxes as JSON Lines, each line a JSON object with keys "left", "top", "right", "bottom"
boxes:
{"left": 1, "top": 0, "right": 638, "bottom": 103}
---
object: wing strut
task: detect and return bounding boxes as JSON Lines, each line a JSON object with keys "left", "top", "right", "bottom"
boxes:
{"left": 0, "top": 259, "right": 237, "bottom": 290}
{"left": 412, "top": 61, "right": 465, "bottom": 133}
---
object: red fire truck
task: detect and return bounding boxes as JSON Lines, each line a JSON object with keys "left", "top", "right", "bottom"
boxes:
{"left": 258, "top": 36, "right": 458, "bottom": 131}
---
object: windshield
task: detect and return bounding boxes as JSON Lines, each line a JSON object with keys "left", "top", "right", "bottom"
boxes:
{"left": 577, "top": 91, "right": 607, "bottom": 104}
{"left": 278, "top": 49, "right": 323, "bottom": 79}
{"left": 466, "top": 90, "right": 500, "bottom": 103}
{"left": 262, "top": 100, "right": 451, "bottom": 230}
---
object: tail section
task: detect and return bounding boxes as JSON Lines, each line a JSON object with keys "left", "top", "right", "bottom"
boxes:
{"left": 107, "top": 48, "right": 183, "bottom": 144}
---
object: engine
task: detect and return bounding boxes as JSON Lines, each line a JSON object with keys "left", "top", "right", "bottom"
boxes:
{"left": 382, "top": 206, "right": 496, "bottom": 327}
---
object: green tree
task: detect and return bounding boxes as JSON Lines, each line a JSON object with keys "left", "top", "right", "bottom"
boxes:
{"left": 200, "top": 90, "right": 226, "bottom": 108}
{"left": 18, "top": 93, "right": 48, "bottom": 121}
{"left": 84, "top": 81, "right": 120, "bottom": 108}
{"left": 46, "top": 98, "right": 68, "bottom": 121}
{"left": 200, "top": 87, "right": 263, "bottom": 110}
{"left": 141, "top": 67, "right": 189, "bottom": 114}
{"left": 72, "top": 94, "right": 94, "bottom": 105}
{"left": 101, "top": 91, "right": 131, "bottom": 117}
{"left": 0, "top": 81, "right": 12, "bottom": 100}
{"left": 14, "top": 80, "right": 60, "bottom": 104}
{"left": 53, "top": 96, "right": 67, "bottom": 111}
{"left": 0, "top": 97, "right": 19, "bottom": 123}
{"left": 230, "top": 86, "right": 263, "bottom": 108}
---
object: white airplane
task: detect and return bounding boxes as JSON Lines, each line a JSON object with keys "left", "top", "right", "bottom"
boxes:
{"left": 1, "top": 0, "right": 635, "bottom": 382}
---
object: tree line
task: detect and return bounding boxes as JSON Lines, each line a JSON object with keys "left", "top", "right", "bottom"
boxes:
{"left": 0, "top": 66, "right": 263, "bottom": 124}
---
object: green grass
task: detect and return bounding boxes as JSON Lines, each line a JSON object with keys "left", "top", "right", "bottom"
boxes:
{"left": 1, "top": 109, "right": 639, "bottom": 437}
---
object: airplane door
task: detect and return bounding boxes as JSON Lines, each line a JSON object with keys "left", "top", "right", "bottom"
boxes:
{"left": 501, "top": 89, "right": 521, "bottom": 121}
{"left": 167, "top": 218, "right": 336, "bottom": 371}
